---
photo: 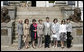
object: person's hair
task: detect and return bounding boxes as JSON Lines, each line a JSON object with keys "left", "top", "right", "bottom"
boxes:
{"left": 24, "top": 19, "right": 29, "bottom": 23}
{"left": 32, "top": 19, "right": 36, "bottom": 22}
{"left": 61, "top": 19, "right": 66, "bottom": 24}
{"left": 53, "top": 18, "right": 58, "bottom": 23}
{"left": 38, "top": 19, "right": 43, "bottom": 22}
{"left": 46, "top": 17, "right": 49, "bottom": 19}
{"left": 66, "top": 19, "right": 70, "bottom": 21}
{"left": 18, "top": 19, "right": 22, "bottom": 23}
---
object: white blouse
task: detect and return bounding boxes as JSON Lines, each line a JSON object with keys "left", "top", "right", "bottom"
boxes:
{"left": 59, "top": 24, "right": 67, "bottom": 33}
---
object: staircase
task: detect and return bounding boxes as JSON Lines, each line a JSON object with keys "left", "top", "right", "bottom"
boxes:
{"left": 12, "top": 6, "right": 64, "bottom": 45}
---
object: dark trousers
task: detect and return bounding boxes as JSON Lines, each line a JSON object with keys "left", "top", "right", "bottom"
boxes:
{"left": 67, "top": 32, "right": 72, "bottom": 48}
{"left": 45, "top": 35, "right": 50, "bottom": 48}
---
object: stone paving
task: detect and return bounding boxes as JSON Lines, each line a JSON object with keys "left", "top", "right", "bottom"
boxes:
{"left": 1, "top": 44, "right": 83, "bottom": 51}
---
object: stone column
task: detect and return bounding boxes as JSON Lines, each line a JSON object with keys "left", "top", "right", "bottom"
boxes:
{"left": 46, "top": 1, "right": 49, "bottom": 7}
{"left": 1, "top": 1, "right": 3, "bottom": 7}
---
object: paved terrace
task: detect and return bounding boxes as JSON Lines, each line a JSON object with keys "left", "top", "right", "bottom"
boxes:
{"left": 1, "top": 44, "right": 83, "bottom": 51}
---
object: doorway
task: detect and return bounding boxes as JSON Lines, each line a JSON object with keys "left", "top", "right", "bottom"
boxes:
{"left": 31, "top": 1, "right": 36, "bottom": 7}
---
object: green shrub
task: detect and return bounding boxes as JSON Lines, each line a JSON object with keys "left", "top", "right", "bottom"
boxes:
{"left": 49, "top": 1, "right": 55, "bottom": 3}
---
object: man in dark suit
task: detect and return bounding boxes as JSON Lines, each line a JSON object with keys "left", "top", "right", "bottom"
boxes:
{"left": 66, "top": 19, "right": 73, "bottom": 48}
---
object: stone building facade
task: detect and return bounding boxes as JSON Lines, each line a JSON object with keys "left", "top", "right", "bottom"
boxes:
{"left": 1, "top": 1, "right": 83, "bottom": 46}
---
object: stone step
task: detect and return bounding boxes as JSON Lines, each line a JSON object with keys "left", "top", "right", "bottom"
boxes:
{"left": 12, "top": 43, "right": 18, "bottom": 46}
{"left": 17, "top": 13, "right": 62, "bottom": 16}
{"left": 13, "top": 39, "right": 18, "bottom": 43}
{"left": 15, "top": 17, "right": 62, "bottom": 22}
{"left": 13, "top": 6, "right": 63, "bottom": 44}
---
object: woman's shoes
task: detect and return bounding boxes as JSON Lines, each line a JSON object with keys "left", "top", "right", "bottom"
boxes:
{"left": 61, "top": 46, "right": 64, "bottom": 49}
{"left": 33, "top": 46, "right": 36, "bottom": 49}
{"left": 25, "top": 46, "right": 29, "bottom": 49}
{"left": 18, "top": 48, "right": 21, "bottom": 50}
{"left": 55, "top": 46, "right": 57, "bottom": 48}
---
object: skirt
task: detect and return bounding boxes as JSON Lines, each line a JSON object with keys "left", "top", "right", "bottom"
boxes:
{"left": 51, "top": 33, "right": 60, "bottom": 41}
{"left": 60, "top": 32, "right": 67, "bottom": 41}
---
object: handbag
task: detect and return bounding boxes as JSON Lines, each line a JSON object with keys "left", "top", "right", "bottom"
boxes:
{"left": 69, "top": 35, "right": 73, "bottom": 40}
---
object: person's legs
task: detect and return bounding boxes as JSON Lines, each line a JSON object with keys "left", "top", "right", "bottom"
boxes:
{"left": 53, "top": 38, "right": 58, "bottom": 47}
{"left": 32, "top": 37, "right": 36, "bottom": 48}
{"left": 69, "top": 32, "right": 72, "bottom": 47}
{"left": 45, "top": 35, "right": 47, "bottom": 48}
{"left": 50, "top": 36, "right": 53, "bottom": 47}
{"left": 33, "top": 40, "right": 36, "bottom": 48}
{"left": 55, "top": 40, "right": 58, "bottom": 47}
{"left": 25, "top": 41, "right": 29, "bottom": 48}
{"left": 61, "top": 41, "right": 64, "bottom": 48}
{"left": 40, "top": 36, "right": 42, "bottom": 47}
{"left": 67, "top": 32, "right": 71, "bottom": 48}
{"left": 53, "top": 38, "right": 55, "bottom": 47}
{"left": 25, "top": 36, "right": 28, "bottom": 48}
{"left": 47, "top": 35, "right": 50, "bottom": 48}
{"left": 44, "top": 35, "right": 46, "bottom": 48}
{"left": 38, "top": 37, "right": 40, "bottom": 47}
{"left": 18, "top": 35, "right": 21, "bottom": 49}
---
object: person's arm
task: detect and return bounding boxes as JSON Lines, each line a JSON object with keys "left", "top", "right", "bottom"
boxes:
{"left": 43, "top": 22, "right": 45, "bottom": 37}
{"left": 58, "top": 23, "right": 60, "bottom": 31}
{"left": 30, "top": 24, "right": 36, "bottom": 32}
{"left": 70, "top": 23, "right": 72, "bottom": 32}
{"left": 17, "top": 24, "right": 19, "bottom": 34}
{"left": 37, "top": 24, "right": 40, "bottom": 37}
{"left": 22, "top": 24, "right": 24, "bottom": 35}
{"left": 59, "top": 24, "right": 61, "bottom": 33}
{"left": 23, "top": 24, "right": 25, "bottom": 37}
{"left": 51, "top": 23, "right": 54, "bottom": 34}
{"left": 43, "top": 22, "right": 45, "bottom": 31}
{"left": 56, "top": 24, "right": 60, "bottom": 33}
{"left": 30, "top": 24, "right": 33, "bottom": 32}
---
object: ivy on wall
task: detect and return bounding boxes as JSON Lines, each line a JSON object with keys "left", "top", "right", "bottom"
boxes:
{"left": 49, "top": 1, "right": 55, "bottom": 3}
{"left": 20, "top": 1, "right": 27, "bottom": 3}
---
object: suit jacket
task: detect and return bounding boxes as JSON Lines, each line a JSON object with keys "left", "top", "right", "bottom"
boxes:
{"left": 17, "top": 23, "right": 23, "bottom": 35}
{"left": 66, "top": 23, "right": 72, "bottom": 32}
{"left": 43, "top": 22, "right": 52, "bottom": 35}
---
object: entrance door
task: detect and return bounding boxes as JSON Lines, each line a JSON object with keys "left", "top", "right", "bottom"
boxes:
{"left": 31, "top": 1, "right": 36, "bottom": 7}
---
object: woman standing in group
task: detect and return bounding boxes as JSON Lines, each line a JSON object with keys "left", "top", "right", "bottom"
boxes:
{"left": 59, "top": 19, "right": 67, "bottom": 48}
{"left": 23, "top": 19, "right": 31, "bottom": 49}
{"left": 51, "top": 18, "right": 60, "bottom": 48}
{"left": 30, "top": 19, "right": 38, "bottom": 48}
{"left": 37, "top": 19, "right": 44, "bottom": 48}
{"left": 17, "top": 19, "right": 23, "bottom": 50}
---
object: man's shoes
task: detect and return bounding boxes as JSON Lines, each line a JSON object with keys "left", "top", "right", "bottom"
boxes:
{"left": 48, "top": 46, "right": 50, "bottom": 48}
{"left": 18, "top": 48, "right": 21, "bottom": 50}
{"left": 45, "top": 46, "right": 50, "bottom": 48}
{"left": 45, "top": 46, "right": 47, "bottom": 48}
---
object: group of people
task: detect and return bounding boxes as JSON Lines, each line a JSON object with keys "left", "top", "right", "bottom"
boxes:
{"left": 17, "top": 17, "right": 73, "bottom": 50}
